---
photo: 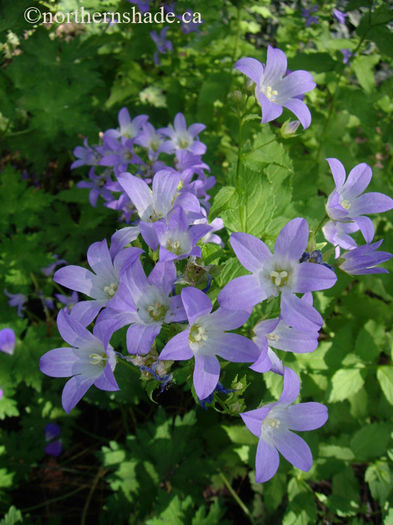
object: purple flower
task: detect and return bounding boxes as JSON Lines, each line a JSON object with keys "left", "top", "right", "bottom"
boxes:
{"left": 218, "top": 218, "right": 336, "bottom": 331}
{"left": 54, "top": 240, "right": 142, "bottom": 325}
{"left": 77, "top": 168, "right": 114, "bottom": 207}
{"left": 150, "top": 27, "right": 173, "bottom": 65}
{"left": 333, "top": 8, "right": 347, "bottom": 24}
{"left": 324, "top": 158, "right": 393, "bottom": 249}
{"left": 71, "top": 139, "right": 101, "bottom": 169}
{"left": 340, "top": 49, "right": 354, "bottom": 64}
{"left": 155, "top": 206, "right": 211, "bottom": 262}
{"left": 106, "top": 109, "right": 148, "bottom": 143}
{"left": 128, "top": 0, "right": 152, "bottom": 14}
{"left": 235, "top": 47, "right": 316, "bottom": 129}
{"left": 41, "top": 254, "right": 67, "bottom": 277}
{"left": 55, "top": 291, "right": 79, "bottom": 312}
{"left": 0, "top": 328, "right": 16, "bottom": 355}
{"left": 45, "top": 423, "right": 62, "bottom": 457}
{"left": 99, "top": 135, "right": 143, "bottom": 175}
{"left": 179, "top": 10, "right": 203, "bottom": 34}
{"left": 339, "top": 240, "right": 393, "bottom": 275}
{"left": 193, "top": 208, "right": 224, "bottom": 247}
{"left": 134, "top": 123, "right": 171, "bottom": 160}
{"left": 96, "top": 259, "right": 186, "bottom": 354}
{"left": 241, "top": 367, "right": 328, "bottom": 482}
{"left": 159, "top": 287, "right": 259, "bottom": 400}
{"left": 301, "top": 6, "right": 319, "bottom": 27}
{"left": 160, "top": 113, "right": 206, "bottom": 155}
{"left": 40, "top": 310, "right": 119, "bottom": 413}
{"left": 4, "top": 289, "right": 26, "bottom": 317}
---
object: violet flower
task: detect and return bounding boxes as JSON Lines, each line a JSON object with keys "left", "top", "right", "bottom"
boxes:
{"left": 45, "top": 423, "right": 62, "bottom": 457}
{"left": 0, "top": 328, "right": 16, "bottom": 355}
{"left": 159, "top": 287, "right": 260, "bottom": 400}
{"left": 54, "top": 240, "right": 142, "bottom": 325}
{"left": 241, "top": 367, "right": 328, "bottom": 482}
{"left": 4, "top": 290, "right": 26, "bottom": 317}
{"left": 41, "top": 254, "right": 67, "bottom": 277}
{"left": 128, "top": 0, "right": 152, "bottom": 14}
{"left": 339, "top": 240, "right": 392, "bottom": 275}
{"left": 134, "top": 123, "right": 171, "bottom": 160}
{"left": 160, "top": 113, "right": 206, "bottom": 155}
{"left": 150, "top": 27, "right": 173, "bottom": 65}
{"left": 95, "top": 259, "right": 186, "bottom": 354}
{"left": 333, "top": 8, "right": 347, "bottom": 24}
{"left": 71, "top": 139, "right": 101, "bottom": 169}
{"left": 105, "top": 108, "right": 148, "bottom": 143}
{"left": 301, "top": 6, "right": 318, "bottom": 27}
{"left": 40, "top": 311, "right": 119, "bottom": 413}
{"left": 55, "top": 291, "right": 79, "bottom": 312}
{"left": 340, "top": 49, "right": 354, "bottom": 64}
{"left": 218, "top": 218, "right": 337, "bottom": 331}
{"left": 235, "top": 47, "right": 316, "bottom": 129}
{"left": 77, "top": 168, "right": 114, "bottom": 207}
{"left": 324, "top": 158, "right": 393, "bottom": 249}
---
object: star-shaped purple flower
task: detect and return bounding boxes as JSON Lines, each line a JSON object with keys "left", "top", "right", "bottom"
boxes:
{"left": 235, "top": 46, "right": 316, "bottom": 129}
{"left": 339, "top": 240, "right": 392, "bottom": 275}
{"left": 241, "top": 367, "right": 328, "bottom": 482}
{"left": 160, "top": 113, "right": 206, "bottom": 155}
{"left": 159, "top": 287, "right": 259, "bottom": 400}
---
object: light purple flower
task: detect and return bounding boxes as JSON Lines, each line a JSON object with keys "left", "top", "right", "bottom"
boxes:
{"left": 106, "top": 109, "right": 148, "bottom": 143}
{"left": 339, "top": 240, "right": 392, "bottom": 275}
{"left": 134, "top": 123, "right": 171, "bottom": 160}
{"left": 235, "top": 47, "right": 316, "bottom": 129}
{"left": 41, "top": 254, "right": 67, "bottom": 277}
{"left": 55, "top": 291, "right": 79, "bottom": 312}
{"left": 0, "top": 328, "right": 16, "bottom": 355}
{"left": 340, "top": 49, "right": 354, "bottom": 64}
{"left": 71, "top": 139, "right": 101, "bottom": 169}
{"left": 40, "top": 310, "right": 119, "bottom": 413}
{"left": 324, "top": 158, "right": 393, "bottom": 249}
{"left": 333, "top": 8, "right": 347, "bottom": 24}
{"left": 160, "top": 113, "right": 206, "bottom": 155}
{"left": 301, "top": 6, "right": 319, "bottom": 27}
{"left": 77, "top": 168, "right": 114, "bottom": 207}
{"left": 241, "top": 367, "right": 328, "bottom": 482}
{"left": 45, "top": 423, "right": 62, "bottom": 456}
{"left": 95, "top": 258, "right": 186, "bottom": 354}
{"left": 179, "top": 10, "right": 203, "bottom": 34}
{"left": 54, "top": 240, "right": 142, "bottom": 325}
{"left": 128, "top": 0, "right": 152, "bottom": 14}
{"left": 193, "top": 208, "right": 224, "bottom": 247}
{"left": 155, "top": 206, "right": 211, "bottom": 262}
{"left": 4, "top": 290, "right": 26, "bottom": 317}
{"left": 159, "top": 287, "right": 259, "bottom": 400}
{"left": 150, "top": 27, "right": 173, "bottom": 65}
{"left": 218, "top": 218, "right": 336, "bottom": 331}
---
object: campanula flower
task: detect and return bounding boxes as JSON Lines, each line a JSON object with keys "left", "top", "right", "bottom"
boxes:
{"left": 0, "top": 328, "right": 15, "bottom": 355}
{"left": 44, "top": 423, "right": 62, "bottom": 457}
{"left": 241, "top": 367, "right": 328, "bottom": 482}
{"left": 235, "top": 46, "right": 316, "bottom": 129}
{"left": 160, "top": 113, "right": 206, "bottom": 155}
{"left": 159, "top": 287, "right": 259, "bottom": 400}
{"left": 339, "top": 240, "right": 393, "bottom": 275}
{"left": 150, "top": 27, "right": 173, "bottom": 65}
{"left": 4, "top": 290, "right": 26, "bottom": 317}
{"left": 40, "top": 311, "right": 119, "bottom": 413}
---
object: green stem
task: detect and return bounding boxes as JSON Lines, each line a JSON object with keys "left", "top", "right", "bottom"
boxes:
{"left": 22, "top": 486, "right": 89, "bottom": 512}
{"left": 219, "top": 471, "right": 255, "bottom": 525}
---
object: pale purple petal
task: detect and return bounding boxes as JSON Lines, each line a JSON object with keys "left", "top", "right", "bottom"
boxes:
{"left": 274, "top": 218, "right": 308, "bottom": 260}
{"left": 241, "top": 404, "right": 274, "bottom": 436}
{"left": 264, "top": 46, "right": 287, "bottom": 84}
{"left": 159, "top": 329, "right": 193, "bottom": 360}
{"left": 181, "top": 287, "right": 212, "bottom": 324}
{"left": 230, "top": 232, "right": 271, "bottom": 272}
{"left": 87, "top": 240, "right": 116, "bottom": 284}
{"left": 282, "top": 98, "right": 311, "bottom": 129}
{"left": 148, "top": 261, "right": 176, "bottom": 294}
{"left": 40, "top": 348, "right": 78, "bottom": 377}
{"left": 278, "top": 367, "right": 300, "bottom": 405}
{"left": 0, "top": 328, "right": 16, "bottom": 355}
{"left": 209, "top": 308, "right": 250, "bottom": 330}
{"left": 254, "top": 318, "right": 280, "bottom": 338}
{"left": 255, "top": 438, "right": 280, "bottom": 483}
{"left": 57, "top": 310, "right": 98, "bottom": 348}
{"left": 294, "top": 262, "right": 337, "bottom": 292}
{"left": 269, "top": 324, "right": 318, "bottom": 353}
{"left": 126, "top": 323, "right": 161, "bottom": 355}
{"left": 62, "top": 376, "right": 94, "bottom": 414}
{"left": 277, "top": 70, "right": 315, "bottom": 100}
{"left": 110, "top": 227, "right": 140, "bottom": 258}
{"left": 215, "top": 333, "right": 260, "bottom": 362}
{"left": 188, "top": 123, "right": 206, "bottom": 137}
{"left": 174, "top": 112, "right": 187, "bottom": 132}
{"left": 234, "top": 57, "right": 264, "bottom": 84}
{"left": 286, "top": 402, "right": 328, "bottom": 431}
{"left": 152, "top": 170, "right": 180, "bottom": 217}
{"left": 272, "top": 430, "right": 313, "bottom": 472}
{"left": 280, "top": 291, "right": 323, "bottom": 331}
{"left": 94, "top": 362, "right": 119, "bottom": 391}
{"left": 351, "top": 192, "right": 393, "bottom": 216}
{"left": 250, "top": 346, "right": 271, "bottom": 373}
{"left": 118, "top": 108, "right": 131, "bottom": 130}
{"left": 355, "top": 215, "right": 375, "bottom": 243}
{"left": 344, "top": 162, "right": 372, "bottom": 198}
{"left": 193, "top": 354, "right": 220, "bottom": 400}
{"left": 326, "top": 158, "right": 346, "bottom": 188}
{"left": 258, "top": 93, "right": 283, "bottom": 123}
{"left": 117, "top": 172, "right": 152, "bottom": 218}
{"left": 54, "top": 266, "right": 95, "bottom": 296}
{"left": 70, "top": 300, "right": 102, "bottom": 326}
{"left": 218, "top": 275, "right": 266, "bottom": 312}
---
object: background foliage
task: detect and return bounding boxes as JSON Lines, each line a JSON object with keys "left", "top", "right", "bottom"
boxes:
{"left": 1, "top": 0, "right": 393, "bottom": 522}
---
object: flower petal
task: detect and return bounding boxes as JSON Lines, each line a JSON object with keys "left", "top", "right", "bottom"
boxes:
{"left": 273, "top": 430, "right": 313, "bottom": 472}
{"left": 218, "top": 275, "right": 266, "bottom": 312}
{"left": 215, "top": 333, "right": 260, "bottom": 362}
{"left": 87, "top": 240, "right": 117, "bottom": 285}
{"left": 126, "top": 323, "right": 161, "bottom": 355}
{"left": 209, "top": 308, "right": 251, "bottom": 330}
{"left": 62, "top": 376, "right": 94, "bottom": 414}
{"left": 278, "top": 367, "right": 300, "bottom": 405}
{"left": 255, "top": 438, "right": 280, "bottom": 483}
{"left": 264, "top": 46, "right": 287, "bottom": 85}
{"left": 355, "top": 215, "right": 375, "bottom": 244}
{"left": 159, "top": 329, "right": 193, "bottom": 360}
{"left": 234, "top": 57, "right": 264, "bottom": 84}
{"left": 117, "top": 172, "right": 152, "bottom": 218}
{"left": 54, "top": 266, "right": 96, "bottom": 297}
{"left": 282, "top": 98, "right": 311, "bottom": 129}
{"left": 230, "top": 232, "right": 271, "bottom": 272}
{"left": 274, "top": 218, "right": 308, "bottom": 261}
{"left": 181, "top": 287, "right": 212, "bottom": 325}
{"left": 286, "top": 402, "right": 328, "bottom": 431}
{"left": 0, "top": 328, "right": 15, "bottom": 355}
{"left": 241, "top": 404, "right": 274, "bottom": 436}
{"left": 193, "top": 354, "right": 220, "bottom": 400}
{"left": 94, "top": 362, "right": 119, "bottom": 391}
{"left": 343, "top": 162, "right": 372, "bottom": 198}
{"left": 40, "top": 348, "right": 78, "bottom": 378}
{"left": 351, "top": 192, "right": 393, "bottom": 216}
{"left": 294, "top": 262, "right": 337, "bottom": 292}
{"left": 258, "top": 93, "right": 283, "bottom": 123}
{"left": 326, "top": 158, "right": 346, "bottom": 188}
{"left": 280, "top": 291, "right": 323, "bottom": 331}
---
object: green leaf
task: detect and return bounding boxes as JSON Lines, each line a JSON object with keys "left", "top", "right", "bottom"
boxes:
{"left": 377, "top": 367, "right": 393, "bottom": 404}
{"left": 329, "top": 369, "right": 365, "bottom": 402}
{"left": 0, "top": 506, "right": 23, "bottom": 525}
{"left": 351, "top": 423, "right": 391, "bottom": 460}
{"left": 352, "top": 55, "right": 380, "bottom": 94}
{"left": 365, "top": 461, "right": 392, "bottom": 505}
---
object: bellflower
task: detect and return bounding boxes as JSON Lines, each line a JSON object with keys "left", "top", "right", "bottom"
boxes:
{"left": 241, "top": 367, "right": 328, "bottom": 482}
{"left": 0, "top": 328, "right": 16, "bottom": 355}
{"left": 324, "top": 158, "right": 393, "bottom": 248}
{"left": 339, "top": 240, "right": 393, "bottom": 275}
{"left": 155, "top": 206, "right": 211, "bottom": 262}
{"left": 235, "top": 46, "right": 316, "bottom": 129}
{"left": 54, "top": 239, "right": 142, "bottom": 325}
{"left": 301, "top": 6, "right": 318, "bottom": 27}
{"left": 40, "top": 310, "right": 119, "bottom": 413}
{"left": 95, "top": 259, "right": 186, "bottom": 354}
{"left": 134, "top": 123, "right": 172, "bottom": 160}
{"left": 333, "top": 8, "right": 347, "bottom": 24}
{"left": 218, "top": 218, "right": 337, "bottom": 331}
{"left": 41, "top": 254, "right": 67, "bottom": 277}
{"left": 159, "top": 287, "right": 260, "bottom": 400}
{"left": 44, "top": 423, "right": 62, "bottom": 457}
{"left": 150, "top": 27, "right": 173, "bottom": 65}
{"left": 71, "top": 139, "right": 101, "bottom": 169}
{"left": 160, "top": 113, "right": 206, "bottom": 155}
{"left": 105, "top": 108, "right": 148, "bottom": 143}
{"left": 4, "top": 290, "right": 26, "bottom": 317}
{"left": 77, "top": 168, "right": 114, "bottom": 207}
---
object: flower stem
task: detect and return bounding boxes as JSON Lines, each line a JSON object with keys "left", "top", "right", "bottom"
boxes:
{"left": 219, "top": 470, "right": 256, "bottom": 525}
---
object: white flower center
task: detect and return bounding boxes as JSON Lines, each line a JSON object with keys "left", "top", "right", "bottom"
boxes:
{"left": 270, "top": 270, "right": 288, "bottom": 287}
{"left": 104, "top": 282, "right": 118, "bottom": 298}
{"left": 89, "top": 353, "right": 107, "bottom": 367}
{"left": 136, "top": 286, "right": 170, "bottom": 324}
{"left": 267, "top": 333, "right": 279, "bottom": 343}
{"left": 262, "top": 85, "right": 278, "bottom": 102}
{"left": 341, "top": 199, "right": 351, "bottom": 210}
{"left": 147, "top": 301, "right": 168, "bottom": 321}
{"left": 264, "top": 417, "right": 280, "bottom": 429}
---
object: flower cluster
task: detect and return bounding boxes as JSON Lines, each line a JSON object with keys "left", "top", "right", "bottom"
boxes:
{"left": 39, "top": 45, "right": 393, "bottom": 485}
